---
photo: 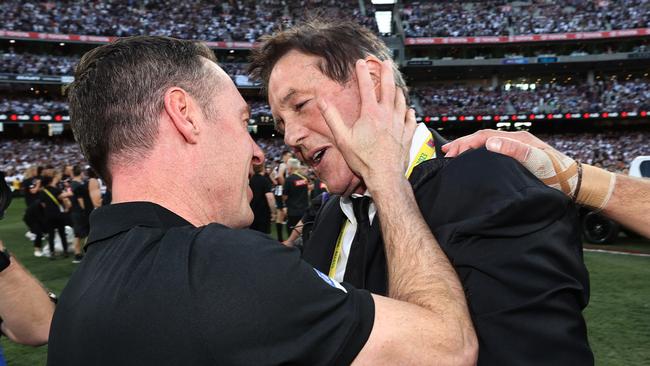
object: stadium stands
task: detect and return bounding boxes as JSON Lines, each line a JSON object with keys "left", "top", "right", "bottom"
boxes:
{"left": 0, "top": 0, "right": 376, "bottom": 42}
{"left": 413, "top": 78, "right": 650, "bottom": 117}
{"left": 402, "top": 0, "right": 650, "bottom": 38}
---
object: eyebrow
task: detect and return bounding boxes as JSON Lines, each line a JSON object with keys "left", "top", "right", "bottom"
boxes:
{"left": 280, "top": 88, "right": 298, "bottom": 106}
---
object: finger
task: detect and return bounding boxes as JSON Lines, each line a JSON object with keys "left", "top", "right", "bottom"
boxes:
{"left": 317, "top": 98, "right": 348, "bottom": 146}
{"left": 392, "top": 89, "right": 407, "bottom": 135}
{"left": 486, "top": 137, "right": 532, "bottom": 163}
{"left": 380, "top": 60, "right": 396, "bottom": 106}
{"left": 355, "top": 60, "right": 376, "bottom": 112}
{"left": 403, "top": 108, "right": 417, "bottom": 143}
{"left": 443, "top": 131, "right": 493, "bottom": 157}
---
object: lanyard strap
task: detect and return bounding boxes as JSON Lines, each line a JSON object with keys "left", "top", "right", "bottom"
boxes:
{"left": 328, "top": 132, "right": 436, "bottom": 279}
{"left": 405, "top": 132, "right": 436, "bottom": 178}
{"left": 328, "top": 221, "right": 350, "bottom": 278}
{"left": 295, "top": 173, "right": 309, "bottom": 182}
{"left": 43, "top": 188, "right": 63, "bottom": 210}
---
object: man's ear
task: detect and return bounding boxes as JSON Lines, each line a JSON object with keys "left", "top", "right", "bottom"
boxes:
{"left": 364, "top": 56, "right": 383, "bottom": 101}
{"left": 163, "top": 87, "right": 200, "bottom": 144}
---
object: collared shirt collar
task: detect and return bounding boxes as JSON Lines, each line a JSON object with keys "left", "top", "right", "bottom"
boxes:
{"left": 86, "top": 201, "right": 193, "bottom": 250}
{"left": 339, "top": 123, "right": 430, "bottom": 223}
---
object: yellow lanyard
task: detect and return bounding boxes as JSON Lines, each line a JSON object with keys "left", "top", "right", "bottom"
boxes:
{"left": 328, "top": 132, "right": 436, "bottom": 279}
{"left": 294, "top": 173, "right": 308, "bottom": 182}
{"left": 43, "top": 188, "right": 63, "bottom": 211}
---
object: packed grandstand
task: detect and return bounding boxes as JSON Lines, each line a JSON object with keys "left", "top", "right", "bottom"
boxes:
{"left": 0, "top": 0, "right": 649, "bottom": 177}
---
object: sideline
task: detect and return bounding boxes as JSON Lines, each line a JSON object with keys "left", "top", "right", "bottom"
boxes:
{"left": 584, "top": 248, "right": 650, "bottom": 257}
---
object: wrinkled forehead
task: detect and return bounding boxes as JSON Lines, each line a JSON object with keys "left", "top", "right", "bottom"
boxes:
{"left": 268, "top": 50, "right": 328, "bottom": 103}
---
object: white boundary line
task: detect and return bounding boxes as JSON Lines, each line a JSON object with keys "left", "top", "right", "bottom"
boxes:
{"left": 584, "top": 248, "right": 650, "bottom": 257}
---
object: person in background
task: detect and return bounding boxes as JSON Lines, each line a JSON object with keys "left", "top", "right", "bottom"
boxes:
{"left": 69, "top": 165, "right": 90, "bottom": 263}
{"left": 283, "top": 158, "right": 310, "bottom": 236}
{"left": 272, "top": 150, "right": 292, "bottom": 241}
{"left": 39, "top": 174, "right": 71, "bottom": 259}
{"left": 249, "top": 164, "right": 276, "bottom": 234}
{"left": 86, "top": 168, "right": 104, "bottom": 209}
{"left": 21, "top": 166, "right": 45, "bottom": 257}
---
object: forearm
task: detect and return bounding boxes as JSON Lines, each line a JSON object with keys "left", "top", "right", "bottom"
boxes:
{"left": 369, "top": 177, "right": 475, "bottom": 351}
{"left": 90, "top": 190, "right": 102, "bottom": 208}
{"left": 601, "top": 174, "right": 650, "bottom": 238}
{"left": 0, "top": 258, "right": 54, "bottom": 346}
{"left": 285, "top": 219, "right": 303, "bottom": 244}
{"left": 265, "top": 193, "right": 276, "bottom": 215}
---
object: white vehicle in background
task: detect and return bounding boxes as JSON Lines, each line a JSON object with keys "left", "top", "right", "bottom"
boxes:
{"left": 582, "top": 156, "right": 650, "bottom": 244}
{"left": 629, "top": 156, "right": 650, "bottom": 178}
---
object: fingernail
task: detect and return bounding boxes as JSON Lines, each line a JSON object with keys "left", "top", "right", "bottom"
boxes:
{"left": 487, "top": 138, "right": 502, "bottom": 152}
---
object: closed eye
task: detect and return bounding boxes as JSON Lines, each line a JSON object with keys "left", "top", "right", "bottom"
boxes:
{"left": 294, "top": 99, "right": 310, "bottom": 112}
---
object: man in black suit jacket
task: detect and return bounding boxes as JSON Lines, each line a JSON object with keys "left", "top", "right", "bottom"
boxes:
{"left": 251, "top": 20, "right": 593, "bottom": 365}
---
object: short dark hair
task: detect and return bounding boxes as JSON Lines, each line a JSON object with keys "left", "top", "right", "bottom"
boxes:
{"left": 253, "top": 164, "right": 264, "bottom": 174}
{"left": 249, "top": 19, "right": 406, "bottom": 93}
{"left": 72, "top": 165, "right": 82, "bottom": 177}
{"left": 67, "top": 36, "right": 218, "bottom": 187}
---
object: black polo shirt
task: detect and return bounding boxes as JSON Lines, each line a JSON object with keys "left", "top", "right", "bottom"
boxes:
{"left": 47, "top": 202, "right": 374, "bottom": 366}
{"left": 283, "top": 173, "right": 309, "bottom": 217}
{"left": 249, "top": 173, "right": 273, "bottom": 230}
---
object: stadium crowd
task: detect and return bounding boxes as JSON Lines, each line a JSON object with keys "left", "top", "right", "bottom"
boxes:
{"left": 0, "top": 97, "right": 68, "bottom": 114}
{"left": 4, "top": 77, "right": 649, "bottom": 119}
{"left": 402, "top": 0, "right": 650, "bottom": 38}
{"left": 1, "top": 50, "right": 77, "bottom": 76}
{"left": 2, "top": 131, "right": 648, "bottom": 186}
{"left": 414, "top": 79, "right": 650, "bottom": 116}
{"left": 2, "top": 0, "right": 649, "bottom": 40}
{"left": 0, "top": 0, "right": 375, "bottom": 42}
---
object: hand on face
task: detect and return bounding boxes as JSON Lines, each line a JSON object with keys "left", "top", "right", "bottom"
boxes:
{"left": 316, "top": 59, "right": 416, "bottom": 189}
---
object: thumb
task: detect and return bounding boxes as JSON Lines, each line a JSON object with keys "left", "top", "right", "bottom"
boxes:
{"left": 317, "top": 98, "right": 348, "bottom": 146}
{"left": 486, "top": 136, "right": 531, "bottom": 163}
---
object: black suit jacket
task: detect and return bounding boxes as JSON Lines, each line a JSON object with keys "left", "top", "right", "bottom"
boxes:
{"left": 302, "top": 133, "right": 593, "bottom": 365}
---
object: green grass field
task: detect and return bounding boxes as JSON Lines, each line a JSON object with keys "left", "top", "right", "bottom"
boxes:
{"left": 1, "top": 200, "right": 649, "bottom": 365}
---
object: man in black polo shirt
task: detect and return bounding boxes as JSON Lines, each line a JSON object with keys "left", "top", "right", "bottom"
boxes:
{"left": 39, "top": 175, "right": 71, "bottom": 259}
{"left": 47, "top": 36, "right": 477, "bottom": 365}
{"left": 249, "top": 163, "right": 275, "bottom": 234}
{"left": 283, "top": 158, "right": 310, "bottom": 233}
{"left": 69, "top": 165, "right": 90, "bottom": 263}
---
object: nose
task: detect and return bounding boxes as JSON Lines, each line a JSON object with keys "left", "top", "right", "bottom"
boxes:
{"left": 283, "top": 119, "right": 308, "bottom": 148}
{"left": 251, "top": 141, "right": 265, "bottom": 166}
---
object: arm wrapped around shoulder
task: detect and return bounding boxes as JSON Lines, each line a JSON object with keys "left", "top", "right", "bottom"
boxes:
{"left": 414, "top": 148, "right": 594, "bottom": 365}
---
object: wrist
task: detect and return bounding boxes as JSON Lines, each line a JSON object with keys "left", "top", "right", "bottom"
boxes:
{"left": 366, "top": 175, "right": 411, "bottom": 200}
{"left": 576, "top": 164, "right": 616, "bottom": 210}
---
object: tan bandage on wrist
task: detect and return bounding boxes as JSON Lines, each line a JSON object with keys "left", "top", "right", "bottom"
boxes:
{"left": 576, "top": 164, "right": 616, "bottom": 210}
{"left": 522, "top": 147, "right": 579, "bottom": 197}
